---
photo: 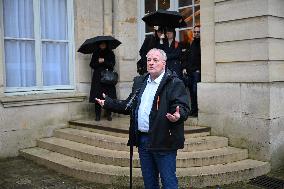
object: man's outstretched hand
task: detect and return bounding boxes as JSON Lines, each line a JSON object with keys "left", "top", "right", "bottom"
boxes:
{"left": 166, "top": 106, "right": 180, "bottom": 122}
{"left": 95, "top": 93, "right": 106, "bottom": 107}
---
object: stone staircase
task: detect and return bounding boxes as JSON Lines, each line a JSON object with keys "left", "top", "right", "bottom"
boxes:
{"left": 20, "top": 117, "right": 270, "bottom": 188}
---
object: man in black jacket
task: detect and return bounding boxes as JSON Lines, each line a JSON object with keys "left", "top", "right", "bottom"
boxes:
{"left": 96, "top": 48, "right": 190, "bottom": 189}
{"left": 183, "top": 25, "right": 201, "bottom": 117}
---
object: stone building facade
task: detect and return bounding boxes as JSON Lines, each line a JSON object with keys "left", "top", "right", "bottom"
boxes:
{"left": 199, "top": 0, "right": 284, "bottom": 170}
{"left": 0, "top": 0, "right": 283, "bottom": 170}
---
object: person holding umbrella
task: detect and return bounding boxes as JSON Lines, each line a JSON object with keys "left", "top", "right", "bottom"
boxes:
{"left": 87, "top": 41, "right": 116, "bottom": 121}
{"left": 89, "top": 41, "right": 117, "bottom": 121}
{"left": 78, "top": 36, "right": 121, "bottom": 121}
{"left": 141, "top": 9, "right": 186, "bottom": 79}
{"left": 138, "top": 26, "right": 166, "bottom": 75}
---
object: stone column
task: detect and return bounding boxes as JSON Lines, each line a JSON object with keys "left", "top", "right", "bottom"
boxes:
{"left": 113, "top": 0, "right": 138, "bottom": 99}
{"left": 199, "top": 0, "right": 284, "bottom": 169}
{"left": 200, "top": 0, "right": 216, "bottom": 82}
{"left": 103, "top": 0, "right": 113, "bottom": 35}
{"left": 74, "top": 0, "right": 104, "bottom": 93}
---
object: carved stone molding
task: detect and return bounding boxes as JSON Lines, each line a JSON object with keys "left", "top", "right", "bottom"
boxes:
{"left": 0, "top": 93, "right": 87, "bottom": 108}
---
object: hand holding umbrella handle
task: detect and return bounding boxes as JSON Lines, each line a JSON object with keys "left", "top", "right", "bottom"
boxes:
{"left": 99, "top": 58, "right": 104, "bottom": 63}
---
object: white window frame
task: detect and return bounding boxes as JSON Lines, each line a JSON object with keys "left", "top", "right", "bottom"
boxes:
{"left": 176, "top": 1, "right": 200, "bottom": 37}
{"left": 0, "top": 0, "right": 75, "bottom": 95}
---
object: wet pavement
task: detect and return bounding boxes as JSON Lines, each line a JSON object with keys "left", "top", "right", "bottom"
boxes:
{"left": 0, "top": 156, "right": 283, "bottom": 189}
{"left": 0, "top": 157, "right": 116, "bottom": 189}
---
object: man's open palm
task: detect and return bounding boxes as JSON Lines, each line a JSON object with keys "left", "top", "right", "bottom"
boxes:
{"left": 166, "top": 106, "right": 180, "bottom": 122}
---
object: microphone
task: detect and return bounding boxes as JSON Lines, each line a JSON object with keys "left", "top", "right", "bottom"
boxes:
{"left": 125, "top": 89, "right": 140, "bottom": 110}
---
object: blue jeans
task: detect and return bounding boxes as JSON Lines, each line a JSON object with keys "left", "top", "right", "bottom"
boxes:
{"left": 138, "top": 135, "right": 178, "bottom": 189}
{"left": 188, "top": 71, "right": 201, "bottom": 113}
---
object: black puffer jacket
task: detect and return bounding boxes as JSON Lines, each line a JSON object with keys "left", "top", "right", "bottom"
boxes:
{"left": 104, "top": 69, "right": 190, "bottom": 151}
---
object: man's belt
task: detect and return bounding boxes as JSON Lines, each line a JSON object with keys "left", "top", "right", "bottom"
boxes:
{"left": 138, "top": 130, "right": 149, "bottom": 135}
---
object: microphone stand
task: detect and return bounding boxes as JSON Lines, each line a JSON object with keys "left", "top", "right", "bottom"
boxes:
{"left": 130, "top": 143, "right": 133, "bottom": 189}
{"left": 125, "top": 89, "right": 140, "bottom": 189}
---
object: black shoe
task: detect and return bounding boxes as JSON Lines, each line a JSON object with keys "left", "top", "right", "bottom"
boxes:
{"left": 107, "top": 116, "right": 112, "bottom": 121}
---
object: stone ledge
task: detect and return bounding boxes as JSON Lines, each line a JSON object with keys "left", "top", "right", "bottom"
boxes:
{"left": 214, "top": 0, "right": 228, "bottom": 3}
{"left": 0, "top": 93, "right": 87, "bottom": 108}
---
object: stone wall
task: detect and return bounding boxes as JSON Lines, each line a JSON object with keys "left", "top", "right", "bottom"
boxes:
{"left": 199, "top": 0, "right": 284, "bottom": 169}
{"left": 0, "top": 0, "right": 140, "bottom": 157}
{"left": 75, "top": 0, "right": 104, "bottom": 93}
{"left": 113, "top": 0, "right": 139, "bottom": 99}
{"left": 75, "top": 0, "right": 139, "bottom": 100}
{"left": 0, "top": 93, "right": 88, "bottom": 157}
{"left": 0, "top": 0, "right": 105, "bottom": 157}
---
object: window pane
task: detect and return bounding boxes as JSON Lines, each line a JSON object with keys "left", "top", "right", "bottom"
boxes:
{"left": 145, "top": 0, "right": 156, "bottom": 14}
{"left": 158, "top": 0, "right": 170, "bottom": 10}
{"left": 194, "top": 5, "right": 200, "bottom": 26}
{"left": 5, "top": 40, "right": 36, "bottom": 87}
{"left": 41, "top": 0, "right": 67, "bottom": 40}
{"left": 194, "top": 0, "right": 200, "bottom": 4}
{"left": 179, "top": 7, "right": 193, "bottom": 28}
{"left": 42, "top": 42, "right": 69, "bottom": 86}
{"left": 3, "top": 0, "right": 34, "bottom": 38}
{"left": 179, "top": 0, "right": 192, "bottom": 7}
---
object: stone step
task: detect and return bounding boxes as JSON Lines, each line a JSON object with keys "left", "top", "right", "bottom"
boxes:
{"left": 54, "top": 128, "right": 228, "bottom": 152}
{"left": 20, "top": 147, "right": 143, "bottom": 188}
{"left": 20, "top": 147, "right": 270, "bottom": 188}
{"left": 37, "top": 137, "right": 139, "bottom": 167}
{"left": 69, "top": 124, "right": 211, "bottom": 138}
{"left": 182, "top": 135, "right": 228, "bottom": 152}
{"left": 37, "top": 137, "right": 248, "bottom": 168}
{"left": 184, "top": 117, "right": 198, "bottom": 126}
{"left": 54, "top": 128, "right": 130, "bottom": 151}
{"left": 69, "top": 119, "right": 211, "bottom": 138}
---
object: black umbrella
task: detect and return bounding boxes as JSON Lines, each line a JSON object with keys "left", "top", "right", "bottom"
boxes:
{"left": 142, "top": 9, "right": 187, "bottom": 28}
{"left": 77, "top": 36, "right": 121, "bottom": 54}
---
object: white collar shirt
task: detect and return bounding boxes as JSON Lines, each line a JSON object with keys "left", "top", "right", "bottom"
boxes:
{"left": 138, "top": 71, "right": 165, "bottom": 132}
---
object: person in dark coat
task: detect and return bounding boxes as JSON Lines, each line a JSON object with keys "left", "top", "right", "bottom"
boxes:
{"left": 137, "top": 26, "right": 166, "bottom": 75}
{"left": 164, "top": 27, "right": 183, "bottom": 80}
{"left": 180, "top": 38, "right": 191, "bottom": 86}
{"left": 96, "top": 48, "right": 190, "bottom": 189}
{"left": 183, "top": 25, "right": 201, "bottom": 117}
{"left": 89, "top": 41, "right": 117, "bottom": 121}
